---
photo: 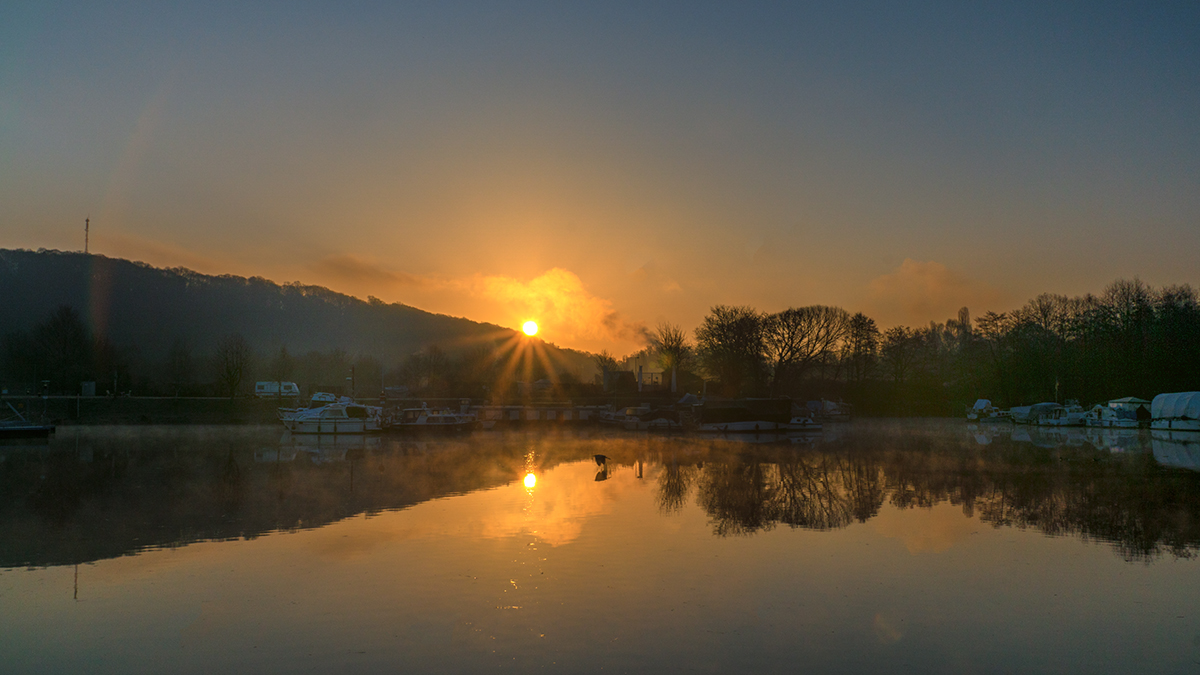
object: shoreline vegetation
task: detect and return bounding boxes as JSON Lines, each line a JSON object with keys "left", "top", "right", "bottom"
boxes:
{"left": 2, "top": 249, "right": 1198, "bottom": 417}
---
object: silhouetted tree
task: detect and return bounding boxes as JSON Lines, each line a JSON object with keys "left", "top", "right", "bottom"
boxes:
{"left": 214, "top": 333, "right": 252, "bottom": 399}
{"left": 648, "top": 322, "right": 692, "bottom": 394}
{"left": 762, "top": 305, "right": 850, "bottom": 395}
{"left": 695, "top": 305, "right": 765, "bottom": 397}
{"left": 843, "top": 313, "right": 880, "bottom": 384}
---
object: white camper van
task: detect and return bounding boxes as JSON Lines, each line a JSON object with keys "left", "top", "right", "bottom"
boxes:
{"left": 255, "top": 381, "right": 300, "bottom": 398}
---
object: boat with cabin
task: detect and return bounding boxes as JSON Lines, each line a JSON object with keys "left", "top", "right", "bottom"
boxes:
{"left": 966, "top": 399, "right": 1010, "bottom": 423}
{"left": 1083, "top": 405, "right": 1138, "bottom": 429}
{"left": 277, "top": 392, "right": 382, "bottom": 434}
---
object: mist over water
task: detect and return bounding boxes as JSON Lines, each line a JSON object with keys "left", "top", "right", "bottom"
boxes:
{"left": 3, "top": 421, "right": 1200, "bottom": 673}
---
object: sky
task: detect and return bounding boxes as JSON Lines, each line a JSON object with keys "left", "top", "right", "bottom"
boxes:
{"left": 2, "top": 1, "right": 1198, "bottom": 355}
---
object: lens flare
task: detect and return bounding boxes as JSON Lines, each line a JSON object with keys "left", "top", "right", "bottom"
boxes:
{"left": 522, "top": 321, "right": 538, "bottom": 336}
{"left": 523, "top": 473, "right": 537, "bottom": 488}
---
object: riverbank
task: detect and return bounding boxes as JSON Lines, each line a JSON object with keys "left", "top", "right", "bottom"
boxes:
{"left": 3, "top": 395, "right": 289, "bottom": 425}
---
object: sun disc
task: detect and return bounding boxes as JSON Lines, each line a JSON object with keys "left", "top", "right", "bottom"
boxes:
{"left": 522, "top": 321, "right": 538, "bottom": 336}
{"left": 524, "top": 473, "right": 537, "bottom": 488}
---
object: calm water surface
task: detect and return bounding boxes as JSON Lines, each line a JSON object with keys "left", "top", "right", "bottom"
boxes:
{"left": 2, "top": 420, "right": 1200, "bottom": 674}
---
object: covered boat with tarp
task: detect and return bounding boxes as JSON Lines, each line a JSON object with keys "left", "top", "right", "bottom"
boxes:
{"left": 1151, "top": 392, "right": 1200, "bottom": 432}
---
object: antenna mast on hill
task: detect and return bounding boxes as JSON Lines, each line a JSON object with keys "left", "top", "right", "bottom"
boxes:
{"left": 85, "top": 218, "right": 89, "bottom": 254}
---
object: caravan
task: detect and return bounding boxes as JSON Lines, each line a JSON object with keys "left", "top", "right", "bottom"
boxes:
{"left": 255, "top": 381, "right": 300, "bottom": 398}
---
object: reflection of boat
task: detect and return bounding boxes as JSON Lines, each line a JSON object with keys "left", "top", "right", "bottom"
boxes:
{"left": 279, "top": 401, "right": 383, "bottom": 434}
{"left": 386, "top": 406, "right": 478, "bottom": 432}
{"left": 1151, "top": 392, "right": 1200, "bottom": 432}
{"left": 1151, "top": 429, "right": 1200, "bottom": 471}
{"left": 1082, "top": 428, "right": 1144, "bottom": 454}
{"left": 1013, "top": 426, "right": 1087, "bottom": 448}
{"left": 0, "top": 401, "right": 55, "bottom": 439}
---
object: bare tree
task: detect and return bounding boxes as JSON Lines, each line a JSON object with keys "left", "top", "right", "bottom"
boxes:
{"left": 215, "top": 333, "right": 252, "bottom": 400}
{"left": 595, "top": 350, "right": 619, "bottom": 391}
{"left": 648, "top": 322, "right": 692, "bottom": 393}
{"left": 762, "top": 305, "right": 850, "bottom": 395}
{"left": 695, "top": 305, "right": 765, "bottom": 397}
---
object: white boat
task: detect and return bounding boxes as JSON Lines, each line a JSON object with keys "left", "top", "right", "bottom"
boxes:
{"left": 967, "top": 399, "right": 1010, "bottom": 423}
{"left": 1151, "top": 392, "right": 1200, "bottom": 432}
{"left": 386, "top": 405, "right": 478, "bottom": 432}
{"left": 1083, "top": 405, "right": 1138, "bottom": 429}
{"left": 278, "top": 401, "right": 382, "bottom": 434}
{"left": 1036, "top": 405, "right": 1087, "bottom": 427}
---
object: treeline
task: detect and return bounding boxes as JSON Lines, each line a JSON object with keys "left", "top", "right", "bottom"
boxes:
{"left": 623, "top": 278, "right": 1200, "bottom": 414}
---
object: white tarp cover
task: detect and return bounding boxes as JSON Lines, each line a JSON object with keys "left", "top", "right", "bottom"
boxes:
{"left": 973, "top": 399, "right": 991, "bottom": 410}
{"left": 1152, "top": 392, "right": 1200, "bottom": 420}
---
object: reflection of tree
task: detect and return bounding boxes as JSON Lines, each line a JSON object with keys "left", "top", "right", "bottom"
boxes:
{"left": 696, "top": 461, "right": 773, "bottom": 536}
{"left": 771, "top": 455, "right": 852, "bottom": 531}
{"left": 684, "top": 430, "right": 1200, "bottom": 562}
{"left": 655, "top": 455, "right": 696, "bottom": 515}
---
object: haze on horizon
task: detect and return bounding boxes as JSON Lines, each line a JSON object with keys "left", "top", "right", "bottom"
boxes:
{"left": 3, "top": 2, "right": 1198, "bottom": 355}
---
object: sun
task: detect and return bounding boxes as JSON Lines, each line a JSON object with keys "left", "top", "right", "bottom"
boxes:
{"left": 522, "top": 321, "right": 539, "bottom": 336}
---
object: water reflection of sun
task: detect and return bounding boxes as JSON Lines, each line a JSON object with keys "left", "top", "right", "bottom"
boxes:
{"left": 523, "top": 473, "right": 537, "bottom": 489}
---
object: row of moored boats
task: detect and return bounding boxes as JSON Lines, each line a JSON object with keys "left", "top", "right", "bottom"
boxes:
{"left": 278, "top": 394, "right": 849, "bottom": 435}
{"left": 967, "top": 391, "right": 1200, "bottom": 431}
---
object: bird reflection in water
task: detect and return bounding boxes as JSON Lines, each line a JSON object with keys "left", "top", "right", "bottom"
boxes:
{"left": 594, "top": 454, "right": 609, "bottom": 482}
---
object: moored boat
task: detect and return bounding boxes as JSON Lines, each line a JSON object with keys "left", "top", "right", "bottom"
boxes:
{"left": 1151, "top": 392, "right": 1200, "bottom": 432}
{"left": 1084, "top": 405, "right": 1138, "bottom": 429}
{"left": 278, "top": 393, "right": 382, "bottom": 434}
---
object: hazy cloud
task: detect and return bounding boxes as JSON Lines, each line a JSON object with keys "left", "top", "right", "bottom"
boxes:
{"left": 102, "top": 230, "right": 221, "bottom": 272}
{"left": 629, "top": 261, "right": 683, "bottom": 293}
{"left": 867, "top": 259, "right": 1008, "bottom": 326}
{"left": 310, "top": 255, "right": 427, "bottom": 288}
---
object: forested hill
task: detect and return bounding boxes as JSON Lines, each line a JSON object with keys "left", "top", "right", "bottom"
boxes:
{"left": 0, "top": 248, "right": 578, "bottom": 367}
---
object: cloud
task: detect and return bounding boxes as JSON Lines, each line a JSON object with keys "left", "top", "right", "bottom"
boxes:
{"left": 101, "top": 230, "right": 221, "bottom": 272}
{"left": 629, "top": 260, "right": 683, "bottom": 293}
{"left": 309, "top": 255, "right": 427, "bottom": 288}
{"left": 867, "top": 259, "right": 1008, "bottom": 326}
{"left": 467, "top": 268, "right": 648, "bottom": 344}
